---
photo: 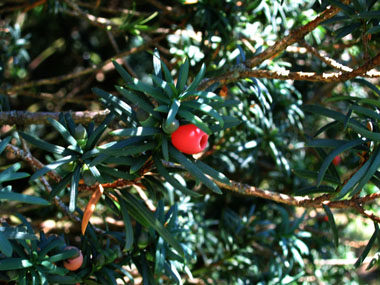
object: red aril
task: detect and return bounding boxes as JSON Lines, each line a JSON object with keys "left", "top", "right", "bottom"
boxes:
{"left": 171, "top": 124, "right": 209, "bottom": 154}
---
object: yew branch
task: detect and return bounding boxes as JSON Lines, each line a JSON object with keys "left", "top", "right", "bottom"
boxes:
{"left": 4, "top": 142, "right": 108, "bottom": 233}
{"left": 247, "top": 3, "right": 345, "bottom": 68}
{"left": 199, "top": 51, "right": 380, "bottom": 89}
{"left": 212, "top": 177, "right": 380, "bottom": 224}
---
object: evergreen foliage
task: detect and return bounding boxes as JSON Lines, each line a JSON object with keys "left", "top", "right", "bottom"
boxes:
{"left": 1, "top": 0, "right": 380, "bottom": 283}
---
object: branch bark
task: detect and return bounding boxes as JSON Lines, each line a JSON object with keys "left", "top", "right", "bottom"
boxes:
{"left": 212, "top": 177, "right": 380, "bottom": 223}
{"left": 199, "top": 50, "right": 380, "bottom": 90}
{"left": 200, "top": 65, "right": 380, "bottom": 90}
{"left": 64, "top": 0, "right": 119, "bottom": 30}
{"left": 300, "top": 40, "right": 354, "bottom": 72}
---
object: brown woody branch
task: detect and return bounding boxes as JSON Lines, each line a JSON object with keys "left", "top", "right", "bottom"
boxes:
{"left": 6, "top": 143, "right": 79, "bottom": 222}
{"left": 199, "top": 52, "right": 380, "bottom": 89}
{"left": 215, "top": 177, "right": 362, "bottom": 210}
{"left": 63, "top": 0, "right": 119, "bottom": 31}
{"left": 358, "top": 192, "right": 380, "bottom": 203}
{"left": 212, "top": 178, "right": 380, "bottom": 223}
{"left": 164, "top": 155, "right": 380, "bottom": 223}
{"left": 343, "top": 51, "right": 380, "bottom": 80}
{"left": 164, "top": 160, "right": 380, "bottom": 213}
{"left": 200, "top": 67, "right": 380, "bottom": 89}
{"left": 213, "top": 178, "right": 339, "bottom": 208}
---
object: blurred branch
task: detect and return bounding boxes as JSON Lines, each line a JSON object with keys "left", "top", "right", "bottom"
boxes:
{"left": 0, "top": 109, "right": 110, "bottom": 125}
{"left": 0, "top": 1, "right": 35, "bottom": 13}
{"left": 106, "top": 30, "right": 138, "bottom": 78}
{"left": 352, "top": 203, "right": 380, "bottom": 224}
{"left": 76, "top": 1, "right": 148, "bottom": 16}
{"left": 64, "top": 0, "right": 119, "bottom": 30}
{"left": 144, "top": 0, "right": 179, "bottom": 15}
{"left": 6, "top": 35, "right": 166, "bottom": 92}
{"left": 28, "top": 38, "right": 65, "bottom": 71}
{"left": 59, "top": 77, "right": 97, "bottom": 110}
{"left": 314, "top": 257, "right": 373, "bottom": 266}
{"left": 7, "top": 90, "right": 92, "bottom": 105}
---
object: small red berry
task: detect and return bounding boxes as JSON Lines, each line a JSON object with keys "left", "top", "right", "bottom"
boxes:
{"left": 171, "top": 124, "right": 209, "bottom": 154}
{"left": 332, "top": 155, "right": 341, "bottom": 166}
{"left": 63, "top": 246, "right": 83, "bottom": 271}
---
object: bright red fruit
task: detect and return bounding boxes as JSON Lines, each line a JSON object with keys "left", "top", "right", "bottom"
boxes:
{"left": 332, "top": 155, "right": 341, "bottom": 166}
{"left": 171, "top": 124, "right": 209, "bottom": 154}
{"left": 63, "top": 246, "right": 83, "bottom": 271}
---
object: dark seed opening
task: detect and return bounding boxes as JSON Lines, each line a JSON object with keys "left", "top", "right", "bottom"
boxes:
{"left": 199, "top": 134, "right": 208, "bottom": 149}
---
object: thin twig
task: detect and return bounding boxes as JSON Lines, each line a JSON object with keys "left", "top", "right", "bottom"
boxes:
{"left": 7, "top": 35, "right": 166, "bottom": 92}
{"left": 5, "top": 142, "right": 106, "bottom": 234}
{"left": 212, "top": 177, "right": 380, "bottom": 224}
{"left": 200, "top": 51, "right": 380, "bottom": 90}
{"left": 358, "top": 192, "right": 380, "bottom": 203}
{"left": 7, "top": 90, "right": 91, "bottom": 105}
{"left": 199, "top": 64, "right": 380, "bottom": 90}
{"left": 76, "top": 1, "right": 148, "bottom": 16}
{"left": 106, "top": 30, "right": 138, "bottom": 78}
{"left": 352, "top": 203, "right": 380, "bottom": 224}
{"left": 0, "top": 109, "right": 110, "bottom": 126}
{"left": 64, "top": 0, "right": 119, "bottom": 31}
{"left": 214, "top": 178, "right": 309, "bottom": 206}
{"left": 161, "top": 160, "right": 380, "bottom": 213}
{"left": 247, "top": 3, "right": 345, "bottom": 68}
{"left": 61, "top": 76, "right": 96, "bottom": 109}
{"left": 300, "top": 40, "right": 353, "bottom": 72}
{"left": 144, "top": 0, "right": 175, "bottom": 14}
